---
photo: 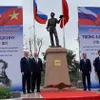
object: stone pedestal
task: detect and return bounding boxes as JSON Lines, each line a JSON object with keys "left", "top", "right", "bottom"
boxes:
{"left": 45, "top": 47, "right": 70, "bottom": 86}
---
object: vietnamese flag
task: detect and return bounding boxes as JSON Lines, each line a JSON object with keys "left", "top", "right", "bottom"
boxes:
{"left": 0, "top": 7, "right": 23, "bottom": 26}
{"left": 60, "top": 0, "right": 69, "bottom": 28}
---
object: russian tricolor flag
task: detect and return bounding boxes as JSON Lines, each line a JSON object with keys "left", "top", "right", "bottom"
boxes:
{"left": 33, "top": 0, "right": 48, "bottom": 24}
{"left": 78, "top": 7, "right": 100, "bottom": 26}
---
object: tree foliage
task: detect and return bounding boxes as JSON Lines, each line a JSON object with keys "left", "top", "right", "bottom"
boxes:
{"left": 66, "top": 49, "right": 81, "bottom": 85}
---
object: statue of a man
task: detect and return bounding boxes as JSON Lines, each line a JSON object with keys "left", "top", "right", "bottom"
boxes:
{"left": 46, "top": 12, "right": 63, "bottom": 47}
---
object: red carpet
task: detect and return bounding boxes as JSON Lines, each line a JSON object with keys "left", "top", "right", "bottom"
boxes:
{"left": 40, "top": 90, "right": 100, "bottom": 100}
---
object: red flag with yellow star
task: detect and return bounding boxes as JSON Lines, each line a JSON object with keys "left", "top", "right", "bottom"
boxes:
{"left": 0, "top": 7, "right": 23, "bottom": 26}
{"left": 60, "top": 0, "right": 69, "bottom": 28}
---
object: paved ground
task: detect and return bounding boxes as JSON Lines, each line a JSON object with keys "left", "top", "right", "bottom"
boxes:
{"left": 5, "top": 89, "right": 100, "bottom": 100}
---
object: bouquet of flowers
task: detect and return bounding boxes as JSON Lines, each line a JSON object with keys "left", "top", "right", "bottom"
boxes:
{"left": 44, "top": 83, "right": 73, "bottom": 90}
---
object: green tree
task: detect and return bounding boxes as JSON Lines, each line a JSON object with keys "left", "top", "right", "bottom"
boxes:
{"left": 66, "top": 49, "right": 81, "bottom": 86}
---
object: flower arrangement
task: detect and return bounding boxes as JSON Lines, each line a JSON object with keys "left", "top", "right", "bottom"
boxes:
{"left": 44, "top": 83, "right": 73, "bottom": 90}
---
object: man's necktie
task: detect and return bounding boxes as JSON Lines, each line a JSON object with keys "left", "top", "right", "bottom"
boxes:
{"left": 99, "top": 57, "right": 100, "bottom": 60}
{"left": 84, "top": 59, "right": 86, "bottom": 64}
{"left": 26, "top": 57, "right": 29, "bottom": 61}
{"left": 35, "top": 58, "right": 38, "bottom": 63}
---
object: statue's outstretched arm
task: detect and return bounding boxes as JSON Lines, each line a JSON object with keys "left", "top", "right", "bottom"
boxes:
{"left": 56, "top": 19, "right": 60, "bottom": 24}
{"left": 56, "top": 15, "right": 64, "bottom": 24}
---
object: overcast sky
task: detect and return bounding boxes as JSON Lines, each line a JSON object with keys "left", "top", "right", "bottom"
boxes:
{"left": 0, "top": 0, "right": 100, "bottom": 60}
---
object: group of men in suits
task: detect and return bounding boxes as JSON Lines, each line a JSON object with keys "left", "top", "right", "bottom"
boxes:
{"left": 80, "top": 50, "right": 100, "bottom": 91}
{"left": 20, "top": 51, "right": 43, "bottom": 94}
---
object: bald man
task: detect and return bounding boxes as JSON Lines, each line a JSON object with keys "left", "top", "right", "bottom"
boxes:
{"left": 30, "top": 53, "right": 43, "bottom": 93}
{"left": 20, "top": 51, "right": 31, "bottom": 94}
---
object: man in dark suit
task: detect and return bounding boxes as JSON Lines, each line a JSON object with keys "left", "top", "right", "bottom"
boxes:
{"left": 20, "top": 51, "right": 31, "bottom": 94}
{"left": 80, "top": 53, "right": 91, "bottom": 91}
{"left": 94, "top": 50, "right": 100, "bottom": 91}
{"left": 30, "top": 53, "right": 43, "bottom": 93}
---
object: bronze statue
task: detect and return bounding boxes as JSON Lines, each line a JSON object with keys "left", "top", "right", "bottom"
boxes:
{"left": 46, "top": 12, "right": 63, "bottom": 47}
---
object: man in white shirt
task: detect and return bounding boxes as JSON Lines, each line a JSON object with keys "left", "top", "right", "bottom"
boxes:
{"left": 94, "top": 50, "right": 100, "bottom": 91}
{"left": 30, "top": 53, "right": 43, "bottom": 93}
{"left": 20, "top": 50, "right": 31, "bottom": 94}
{"left": 80, "top": 53, "right": 91, "bottom": 91}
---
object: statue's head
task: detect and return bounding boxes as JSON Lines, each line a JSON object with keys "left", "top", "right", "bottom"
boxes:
{"left": 50, "top": 12, "right": 55, "bottom": 18}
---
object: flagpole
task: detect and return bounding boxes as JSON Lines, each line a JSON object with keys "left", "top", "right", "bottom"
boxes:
{"left": 32, "top": 0, "right": 37, "bottom": 53}
{"left": 33, "top": 15, "right": 37, "bottom": 53}
{"left": 63, "top": 18, "right": 66, "bottom": 48}
{"left": 61, "top": 0, "right": 66, "bottom": 48}
{"left": 78, "top": 25, "right": 81, "bottom": 61}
